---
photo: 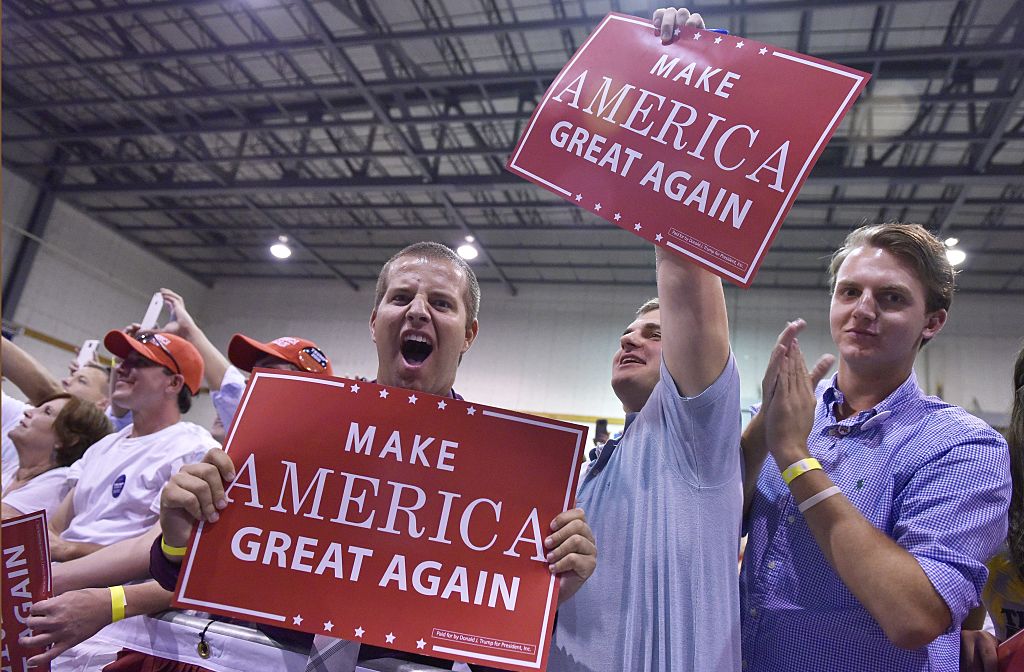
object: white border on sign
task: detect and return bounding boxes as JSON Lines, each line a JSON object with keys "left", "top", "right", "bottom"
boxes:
{"left": 176, "top": 371, "right": 585, "bottom": 670}
{"left": 506, "top": 13, "right": 866, "bottom": 285}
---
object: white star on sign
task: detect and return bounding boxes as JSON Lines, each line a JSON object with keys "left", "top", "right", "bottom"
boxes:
{"left": 693, "top": 32, "right": 701, "bottom": 40}
{"left": 574, "top": 193, "right": 582, "bottom": 202}
{"left": 350, "top": 383, "right": 360, "bottom": 393}
{"left": 613, "top": 212, "right": 621, "bottom": 221}
{"left": 594, "top": 203, "right": 602, "bottom": 212}
{"left": 437, "top": 400, "right": 447, "bottom": 410}
{"left": 379, "top": 389, "right": 389, "bottom": 399}
{"left": 634, "top": 223, "right": 642, "bottom": 232}
{"left": 324, "top": 621, "right": 334, "bottom": 632}
{"left": 736, "top": 41, "right": 745, "bottom": 48}
{"left": 385, "top": 632, "right": 396, "bottom": 644}
{"left": 467, "top": 406, "right": 477, "bottom": 416}
{"left": 293, "top": 615, "right": 303, "bottom": 626}
{"left": 673, "top": 28, "right": 680, "bottom": 37}
{"left": 408, "top": 394, "right": 418, "bottom": 404}
{"left": 714, "top": 36, "right": 723, "bottom": 44}
{"left": 759, "top": 47, "right": 768, "bottom": 55}
{"left": 354, "top": 626, "right": 365, "bottom": 638}
{"left": 416, "top": 638, "right": 426, "bottom": 650}
{"left": 655, "top": 233, "right": 664, "bottom": 242}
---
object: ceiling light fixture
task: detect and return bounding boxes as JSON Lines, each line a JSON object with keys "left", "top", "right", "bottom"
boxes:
{"left": 944, "top": 237, "right": 959, "bottom": 247}
{"left": 270, "top": 235, "right": 292, "bottom": 260}
{"left": 457, "top": 243, "right": 479, "bottom": 261}
{"left": 945, "top": 248, "right": 966, "bottom": 266}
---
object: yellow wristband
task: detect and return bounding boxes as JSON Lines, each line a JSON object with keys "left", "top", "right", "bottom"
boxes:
{"left": 110, "top": 585, "right": 127, "bottom": 623}
{"left": 161, "top": 537, "right": 187, "bottom": 557}
{"left": 782, "top": 458, "right": 822, "bottom": 485}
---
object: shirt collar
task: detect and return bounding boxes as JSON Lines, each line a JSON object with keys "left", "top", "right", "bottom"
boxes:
{"left": 820, "top": 370, "right": 922, "bottom": 433}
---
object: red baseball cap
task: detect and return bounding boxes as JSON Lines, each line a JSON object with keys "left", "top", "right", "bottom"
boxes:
{"left": 227, "top": 334, "right": 333, "bottom": 376}
{"left": 104, "top": 330, "right": 204, "bottom": 394}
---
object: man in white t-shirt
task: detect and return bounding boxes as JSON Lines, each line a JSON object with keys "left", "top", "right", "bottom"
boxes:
{"left": 46, "top": 329, "right": 219, "bottom": 562}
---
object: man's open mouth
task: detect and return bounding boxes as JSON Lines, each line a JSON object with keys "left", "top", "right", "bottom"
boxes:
{"left": 401, "top": 334, "right": 433, "bottom": 365}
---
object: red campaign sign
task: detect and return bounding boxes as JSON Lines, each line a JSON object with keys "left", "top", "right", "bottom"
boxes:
{"left": 2, "top": 510, "right": 52, "bottom": 672}
{"left": 507, "top": 12, "right": 870, "bottom": 287}
{"left": 174, "top": 370, "right": 585, "bottom": 671}
{"left": 1001, "top": 628, "right": 1024, "bottom": 672}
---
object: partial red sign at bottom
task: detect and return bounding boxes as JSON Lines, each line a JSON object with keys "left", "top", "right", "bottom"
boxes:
{"left": 2, "top": 510, "right": 53, "bottom": 672}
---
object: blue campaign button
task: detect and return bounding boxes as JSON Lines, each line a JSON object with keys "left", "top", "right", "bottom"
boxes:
{"left": 111, "top": 474, "right": 126, "bottom": 498}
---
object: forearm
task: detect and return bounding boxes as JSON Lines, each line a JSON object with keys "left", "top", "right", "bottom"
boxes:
{"left": 51, "top": 537, "right": 106, "bottom": 562}
{"left": 655, "top": 248, "right": 730, "bottom": 396}
{"left": 790, "top": 468, "right": 951, "bottom": 648}
{"left": 186, "top": 328, "right": 229, "bottom": 391}
{"left": 741, "top": 414, "right": 769, "bottom": 517}
{"left": 53, "top": 527, "right": 159, "bottom": 594}
{"left": 1, "top": 336, "right": 62, "bottom": 405}
{"left": 122, "top": 580, "right": 174, "bottom": 618}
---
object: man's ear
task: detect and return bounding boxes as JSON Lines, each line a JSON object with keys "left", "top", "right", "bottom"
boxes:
{"left": 167, "top": 373, "right": 186, "bottom": 395}
{"left": 461, "top": 319, "right": 479, "bottom": 354}
{"left": 369, "top": 308, "right": 378, "bottom": 345}
{"left": 922, "top": 308, "right": 948, "bottom": 341}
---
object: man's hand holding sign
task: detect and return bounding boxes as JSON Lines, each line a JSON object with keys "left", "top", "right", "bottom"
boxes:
{"left": 507, "top": 8, "right": 869, "bottom": 286}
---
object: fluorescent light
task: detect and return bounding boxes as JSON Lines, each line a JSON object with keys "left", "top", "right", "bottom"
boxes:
{"left": 465, "top": 235, "right": 475, "bottom": 243}
{"left": 944, "top": 237, "right": 959, "bottom": 247}
{"left": 456, "top": 244, "right": 479, "bottom": 260}
{"left": 270, "top": 242, "right": 292, "bottom": 259}
{"left": 945, "top": 248, "right": 966, "bottom": 266}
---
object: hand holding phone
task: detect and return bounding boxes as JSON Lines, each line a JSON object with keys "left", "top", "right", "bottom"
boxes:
{"left": 76, "top": 340, "right": 100, "bottom": 368}
{"left": 139, "top": 292, "right": 166, "bottom": 331}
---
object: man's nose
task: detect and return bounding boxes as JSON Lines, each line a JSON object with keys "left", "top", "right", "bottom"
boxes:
{"left": 406, "top": 294, "right": 430, "bottom": 322}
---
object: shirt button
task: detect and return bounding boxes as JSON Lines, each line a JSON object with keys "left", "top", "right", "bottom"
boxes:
{"left": 787, "top": 515, "right": 795, "bottom": 524}
{"left": 767, "top": 561, "right": 777, "bottom": 569}
{"left": 749, "top": 607, "right": 758, "bottom": 617}
{"left": 837, "top": 426, "right": 850, "bottom": 436}
{"left": 828, "top": 428, "right": 838, "bottom": 437}
{"left": 742, "top": 661, "right": 748, "bottom": 670}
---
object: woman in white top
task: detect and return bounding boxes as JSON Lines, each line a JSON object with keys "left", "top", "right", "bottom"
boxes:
{"left": 2, "top": 393, "right": 111, "bottom": 519}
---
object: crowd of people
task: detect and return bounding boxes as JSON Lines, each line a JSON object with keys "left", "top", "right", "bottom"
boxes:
{"left": 1, "top": 8, "right": 1022, "bottom": 672}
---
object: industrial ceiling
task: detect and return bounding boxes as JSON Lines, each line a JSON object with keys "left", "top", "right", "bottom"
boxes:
{"left": 3, "top": 0, "right": 1022, "bottom": 295}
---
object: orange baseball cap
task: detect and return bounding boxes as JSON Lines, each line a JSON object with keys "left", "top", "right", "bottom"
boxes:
{"left": 227, "top": 334, "right": 333, "bottom": 376}
{"left": 104, "top": 330, "right": 204, "bottom": 394}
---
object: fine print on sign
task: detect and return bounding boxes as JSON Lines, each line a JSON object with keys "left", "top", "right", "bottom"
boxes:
{"left": 507, "top": 12, "right": 870, "bottom": 287}
{"left": 2, "top": 510, "right": 53, "bottom": 672}
{"left": 174, "top": 370, "right": 585, "bottom": 672}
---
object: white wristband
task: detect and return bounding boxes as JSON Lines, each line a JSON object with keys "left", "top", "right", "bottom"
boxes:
{"left": 798, "top": 486, "right": 841, "bottom": 513}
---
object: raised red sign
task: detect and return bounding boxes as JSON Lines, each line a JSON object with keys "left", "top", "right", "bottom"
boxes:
{"left": 507, "top": 12, "right": 870, "bottom": 287}
{"left": 2, "top": 510, "right": 52, "bottom": 672}
{"left": 174, "top": 370, "right": 585, "bottom": 671}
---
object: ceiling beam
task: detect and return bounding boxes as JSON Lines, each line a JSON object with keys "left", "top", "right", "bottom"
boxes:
{"left": 44, "top": 164, "right": 1024, "bottom": 197}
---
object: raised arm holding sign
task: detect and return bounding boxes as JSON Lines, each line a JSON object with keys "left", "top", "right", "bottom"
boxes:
{"left": 544, "top": 11, "right": 746, "bottom": 672}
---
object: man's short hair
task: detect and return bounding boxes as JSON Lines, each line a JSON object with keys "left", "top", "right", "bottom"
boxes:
{"left": 828, "top": 223, "right": 956, "bottom": 314}
{"left": 374, "top": 242, "right": 481, "bottom": 327}
{"left": 176, "top": 386, "right": 192, "bottom": 414}
{"left": 635, "top": 297, "right": 659, "bottom": 317}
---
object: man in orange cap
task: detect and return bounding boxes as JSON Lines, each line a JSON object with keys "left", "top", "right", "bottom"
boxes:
{"left": 45, "top": 329, "right": 220, "bottom": 562}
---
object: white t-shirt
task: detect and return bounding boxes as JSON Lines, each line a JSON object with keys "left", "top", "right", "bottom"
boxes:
{"left": 2, "top": 390, "right": 30, "bottom": 489}
{"left": 62, "top": 422, "right": 218, "bottom": 546}
{"left": 2, "top": 466, "right": 72, "bottom": 518}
